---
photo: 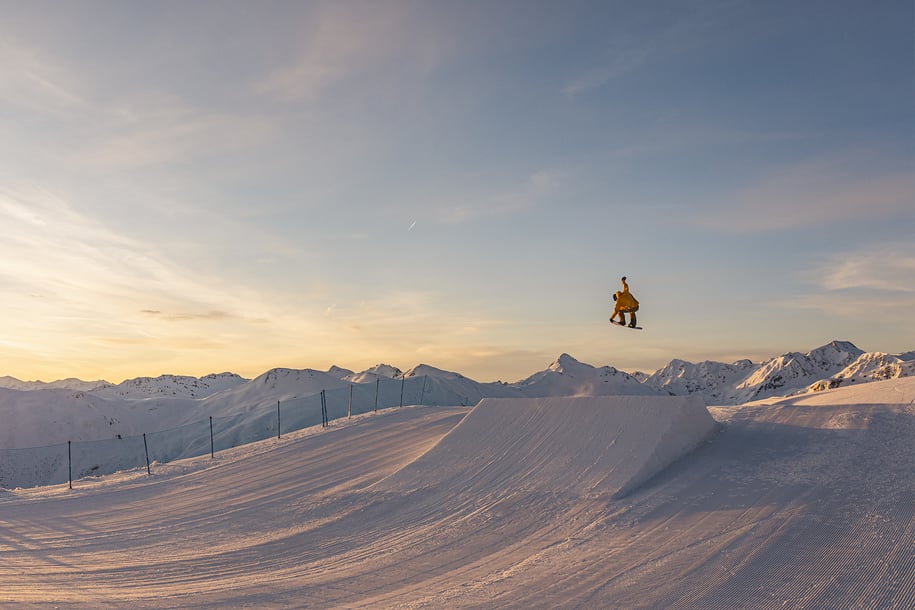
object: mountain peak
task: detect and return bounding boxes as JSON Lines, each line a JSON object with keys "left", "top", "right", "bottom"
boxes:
{"left": 549, "top": 353, "right": 585, "bottom": 373}
{"left": 405, "top": 364, "right": 466, "bottom": 380}
{"left": 327, "top": 365, "right": 355, "bottom": 379}
{"left": 817, "top": 340, "right": 862, "bottom": 354}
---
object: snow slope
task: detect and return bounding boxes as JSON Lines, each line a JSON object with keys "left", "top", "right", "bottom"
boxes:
{"left": 2, "top": 341, "right": 911, "bottom": 488}
{"left": 0, "top": 353, "right": 656, "bottom": 455}
{"left": 379, "top": 395, "right": 715, "bottom": 499}
{"left": 0, "top": 388, "right": 201, "bottom": 449}
{"left": 0, "top": 378, "right": 913, "bottom": 608}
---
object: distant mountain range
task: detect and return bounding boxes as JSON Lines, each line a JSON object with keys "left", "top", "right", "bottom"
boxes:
{"left": 1, "top": 340, "right": 913, "bottom": 454}
{"left": 637, "top": 340, "right": 915, "bottom": 404}
{"left": 1, "top": 340, "right": 912, "bottom": 420}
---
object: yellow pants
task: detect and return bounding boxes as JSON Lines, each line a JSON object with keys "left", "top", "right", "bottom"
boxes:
{"left": 612, "top": 305, "right": 638, "bottom": 326}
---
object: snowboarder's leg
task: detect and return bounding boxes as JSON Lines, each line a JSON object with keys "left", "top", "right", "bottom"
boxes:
{"left": 629, "top": 312, "right": 637, "bottom": 328}
{"left": 610, "top": 303, "right": 623, "bottom": 324}
{"left": 618, "top": 313, "right": 627, "bottom": 326}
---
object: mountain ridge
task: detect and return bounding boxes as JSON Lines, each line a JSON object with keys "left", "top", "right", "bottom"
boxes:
{"left": 2, "top": 341, "right": 912, "bottom": 414}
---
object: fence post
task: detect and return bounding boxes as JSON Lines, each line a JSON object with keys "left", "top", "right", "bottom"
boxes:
{"left": 400, "top": 375, "right": 405, "bottom": 407}
{"left": 420, "top": 376, "right": 427, "bottom": 406}
{"left": 348, "top": 384, "right": 353, "bottom": 418}
{"left": 321, "top": 390, "right": 327, "bottom": 427}
{"left": 68, "top": 440, "right": 72, "bottom": 489}
{"left": 374, "top": 378, "right": 379, "bottom": 413}
{"left": 209, "top": 416, "right": 215, "bottom": 458}
{"left": 143, "top": 433, "right": 151, "bottom": 475}
{"left": 277, "top": 400, "right": 281, "bottom": 439}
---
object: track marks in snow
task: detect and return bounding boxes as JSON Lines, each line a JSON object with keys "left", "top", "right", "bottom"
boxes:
{"left": 2, "top": 383, "right": 914, "bottom": 609}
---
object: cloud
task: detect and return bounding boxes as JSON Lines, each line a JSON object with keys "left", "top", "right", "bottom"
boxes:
{"left": 562, "top": 5, "right": 720, "bottom": 99}
{"left": 438, "top": 170, "right": 563, "bottom": 224}
{"left": 0, "top": 37, "right": 277, "bottom": 171}
{"left": 0, "top": 186, "right": 259, "bottom": 327}
{"left": 0, "top": 40, "right": 88, "bottom": 113}
{"left": 563, "top": 45, "right": 650, "bottom": 99}
{"left": 808, "top": 242, "right": 915, "bottom": 293}
{"left": 141, "top": 310, "right": 237, "bottom": 322}
{"left": 256, "top": 3, "right": 455, "bottom": 103}
{"left": 780, "top": 293, "right": 915, "bottom": 318}
{"left": 75, "top": 104, "right": 278, "bottom": 170}
{"left": 778, "top": 241, "right": 915, "bottom": 319}
{"left": 697, "top": 160, "right": 913, "bottom": 233}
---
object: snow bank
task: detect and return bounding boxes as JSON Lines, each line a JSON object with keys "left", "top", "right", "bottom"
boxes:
{"left": 770, "top": 375, "right": 915, "bottom": 407}
{"left": 378, "top": 395, "right": 717, "bottom": 499}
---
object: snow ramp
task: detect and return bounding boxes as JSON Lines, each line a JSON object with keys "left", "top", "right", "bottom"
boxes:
{"left": 378, "top": 395, "right": 717, "bottom": 499}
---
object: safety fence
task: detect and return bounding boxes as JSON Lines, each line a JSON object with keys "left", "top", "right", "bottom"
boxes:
{"left": 0, "top": 376, "right": 443, "bottom": 490}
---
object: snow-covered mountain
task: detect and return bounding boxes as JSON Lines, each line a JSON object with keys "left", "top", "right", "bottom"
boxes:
{"left": 2, "top": 341, "right": 913, "bottom": 488}
{"left": 641, "top": 340, "right": 912, "bottom": 405}
{"left": 0, "top": 387, "right": 201, "bottom": 450}
{"left": 732, "top": 340, "right": 864, "bottom": 403}
{"left": 513, "top": 353, "right": 663, "bottom": 398}
{"left": 642, "top": 358, "right": 756, "bottom": 405}
{"left": 403, "top": 364, "right": 524, "bottom": 405}
{"left": 2, "top": 340, "right": 912, "bottom": 451}
{"left": 204, "top": 367, "right": 350, "bottom": 414}
{"left": 0, "top": 376, "right": 111, "bottom": 393}
{"left": 92, "top": 373, "right": 248, "bottom": 400}
{"left": 342, "top": 364, "right": 404, "bottom": 383}
{"left": 805, "top": 352, "right": 915, "bottom": 392}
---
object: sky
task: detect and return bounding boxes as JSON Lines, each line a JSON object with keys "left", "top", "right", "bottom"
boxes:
{"left": 0, "top": 0, "right": 912, "bottom": 383}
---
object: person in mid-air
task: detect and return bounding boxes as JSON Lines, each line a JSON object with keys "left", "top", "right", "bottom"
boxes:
{"left": 610, "top": 276, "right": 640, "bottom": 327}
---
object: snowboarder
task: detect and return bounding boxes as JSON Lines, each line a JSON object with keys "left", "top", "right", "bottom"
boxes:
{"left": 610, "top": 276, "right": 640, "bottom": 328}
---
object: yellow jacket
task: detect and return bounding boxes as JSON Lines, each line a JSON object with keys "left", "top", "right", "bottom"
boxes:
{"left": 614, "top": 278, "right": 639, "bottom": 312}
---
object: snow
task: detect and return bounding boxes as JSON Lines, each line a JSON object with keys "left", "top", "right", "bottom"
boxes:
{"left": 805, "top": 352, "right": 915, "bottom": 392}
{"left": 512, "top": 352, "right": 661, "bottom": 397}
{"left": 91, "top": 372, "right": 247, "bottom": 399}
{"left": 341, "top": 363, "right": 403, "bottom": 383}
{"left": 0, "top": 377, "right": 912, "bottom": 608}
{"left": 0, "top": 353, "right": 660, "bottom": 454}
{"left": 643, "top": 339, "right": 911, "bottom": 404}
{"left": 0, "top": 375, "right": 110, "bottom": 392}
{"left": 378, "top": 395, "right": 716, "bottom": 499}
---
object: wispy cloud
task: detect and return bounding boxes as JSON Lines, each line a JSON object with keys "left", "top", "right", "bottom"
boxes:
{"left": 0, "top": 41, "right": 88, "bottom": 113}
{"left": 562, "top": 5, "right": 720, "bottom": 99}
{"left": 256, "top": 3, "right": 456, "bottom": 103}
{"left": 75, "top": 103, "right": 278, "bottom": 170}
{"left": 777, "top": 241, "right": 915, "bottom": 320}
{"left": 697, "top": 159, "right": 913, "bottom": 233}
{"left": 0, "top": 35, "right": 277, "bottom": 172}
{"left": 780, "top": 293, "right": 915, "bottom": 319}
{"left": 563, "top": 44, "right": 650, "bottom": 99}
{"left": 0, "top": 186, "right": 260, "bottom": 330}
{"left": 808, "top": 241, "right": 915, "bottom": 293}
{"left": 438, "top": 170, "right": 564, "bottom": 224}
{"left": 141, "top": 310, "right": 239, "bottom": 322}
{"left": 0, "top": 185, "right": 334, "bottom": 378}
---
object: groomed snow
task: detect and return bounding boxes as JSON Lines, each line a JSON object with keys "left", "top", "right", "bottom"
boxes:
{"left": 379, "top": 395, "right": 716, "bottom": 499}
{"left": 0, "top": 378, "right": 913, "bottom": 608}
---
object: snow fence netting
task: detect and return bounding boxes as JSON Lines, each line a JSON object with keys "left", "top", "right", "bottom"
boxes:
{"left": 0, "top": 376, "right": 440, "bottom": 489}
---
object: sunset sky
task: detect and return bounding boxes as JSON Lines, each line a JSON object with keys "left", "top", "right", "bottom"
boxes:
{"left": 1, "top": 0, "right": 912, "bottom": 383}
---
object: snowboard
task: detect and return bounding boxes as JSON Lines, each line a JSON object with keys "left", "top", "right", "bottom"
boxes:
{"left": 610, "top": 319, "right": 643, "bottom": 330}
